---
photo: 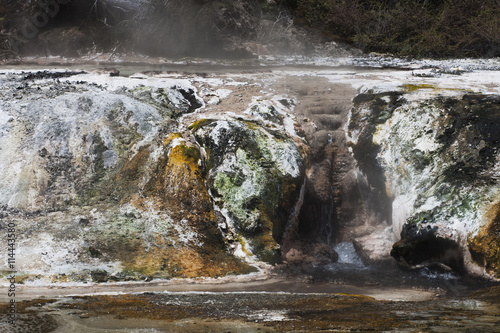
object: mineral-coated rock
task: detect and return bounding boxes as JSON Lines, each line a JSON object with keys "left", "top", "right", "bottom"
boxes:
{"left": 0, "top": 71, "right": 310, "bottom": 282}
{"left": 348, "top": 92, "right": 500, "bottom": 278}
{"left": 0, "top": 72, "right": 254, "bottom": 281}
{"left": 193, "top": 119, "right": 306, "bottom": 263}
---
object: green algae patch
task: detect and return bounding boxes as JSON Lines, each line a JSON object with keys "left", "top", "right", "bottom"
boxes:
{"left": 402, "top": 83, "right": 437, "bottom": 92}
{"left": 188, "top": 118, "right": 214, "bottom": 131}
{"left": 401, "top": 83, "right": 473, "bottom": 94}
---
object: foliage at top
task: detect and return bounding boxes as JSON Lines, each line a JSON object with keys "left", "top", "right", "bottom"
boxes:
{"left": 285, "top": 0, "right": 500, "bottom": 58}
{"left": 1, "top": 0, "right": 499, "bottom": 58}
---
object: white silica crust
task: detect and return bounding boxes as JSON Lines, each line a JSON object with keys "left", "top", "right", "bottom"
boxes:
{"left": 367, "top": 96, "right": 500, "bottom": 272}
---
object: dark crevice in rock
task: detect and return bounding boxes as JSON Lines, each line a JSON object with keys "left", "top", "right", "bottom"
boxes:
{"left": 286, "top": 78, "right": 359, "bottom": 248}
{"left": 391, "top": 223, "right": 464, "bottom": 272}
{"left": 178, "top": 87, "right": 203, "bottom": 113}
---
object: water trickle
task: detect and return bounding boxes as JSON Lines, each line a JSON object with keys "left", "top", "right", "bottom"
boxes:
{"left": 323, "top": 242, "right": 366, "bottom": 274}
{"left": 417, "top": 267, "right": 459, "bottom": 280}
{"left": 334, "top": 242, "right": 365, "bottom": 266}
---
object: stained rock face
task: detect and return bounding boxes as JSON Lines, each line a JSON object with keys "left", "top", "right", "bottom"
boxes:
{"left": 348, "top": 92, "right": 500, "bottom": 278}
{"left": 116, "top": 132, "right": 254, "bottom": 279}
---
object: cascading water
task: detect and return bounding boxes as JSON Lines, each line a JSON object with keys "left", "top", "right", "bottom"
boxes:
{"left": 323, "top": 242, "right": 366, "bottom": 273}
{"left": 334, "top": 242, "right": 365, "bottom": 267}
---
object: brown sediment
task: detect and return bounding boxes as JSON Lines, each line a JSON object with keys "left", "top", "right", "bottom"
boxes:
{"left": 469, "top": 285, "right": 500, "bottom": 309}
{"left": 468, "top": 199, "right": 500, "bottom": 279}
{"left": 111, "top": 144, "right": 152, "bottom": 203}
{"left": 121, "top": 245, "right": 256, "bottom": 279}
{"left": 0, "top": 299, "right": 59, "bottom": 333}
{"left": 47, "top": 293, "right": 409, "bottom": 330}
{"left": 3, "top": 289, "right": 500, "bottom": 332}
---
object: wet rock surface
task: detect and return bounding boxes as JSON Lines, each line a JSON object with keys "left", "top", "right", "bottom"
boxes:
{"left": 0, "top": 68, "right": 312, "bottom": 281}
{"left": 0, "top": 71, "right": 257, "bottom": 281}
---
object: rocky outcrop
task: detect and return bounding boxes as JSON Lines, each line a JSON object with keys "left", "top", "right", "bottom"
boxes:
{"left": 3, "top": 63, "right": 500, "bottom": 284}
{"left": 193, "top": 119, "right": 305, "bottom": 263}
{"left": 0, "top": 70, "right": 307, "bottom": 282}
{"left": 347, "top": 92, "right": 500, "bottom": 278}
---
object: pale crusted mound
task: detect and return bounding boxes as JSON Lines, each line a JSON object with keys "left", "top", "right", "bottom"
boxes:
{"left": 0, "top": 70, "right": 306, "bottom": 282}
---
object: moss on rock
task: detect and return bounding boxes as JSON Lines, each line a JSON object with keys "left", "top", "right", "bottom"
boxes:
{"left": 120, "top": 132, "right": 256, "bottom": 278}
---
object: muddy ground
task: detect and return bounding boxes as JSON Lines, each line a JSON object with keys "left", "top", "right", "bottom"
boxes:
{"left": 1, "top": 275, "right": 500, "bottom": 333}
{"left": 2, "top": 261, "right": 500, "bottom": 332}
